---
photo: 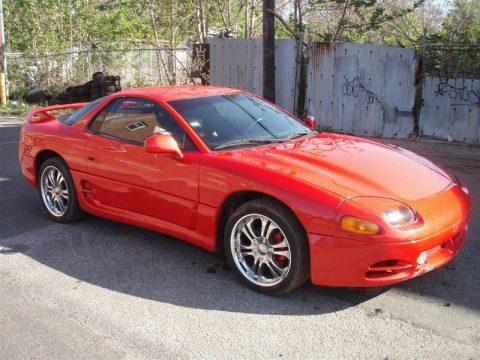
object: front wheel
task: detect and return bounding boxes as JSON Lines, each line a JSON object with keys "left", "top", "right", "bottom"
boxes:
{"left": 224, "top": 198, "right": 309, "bottom": 295}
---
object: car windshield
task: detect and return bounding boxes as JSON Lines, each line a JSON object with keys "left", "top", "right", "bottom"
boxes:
{"left": 62, "top": 97, "right": 105, "bottom": 126}
{"left": 169, "top": 94, "right": 315, "bottom": 150}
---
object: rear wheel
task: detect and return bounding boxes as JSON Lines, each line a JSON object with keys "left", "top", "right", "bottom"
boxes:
{"left": 38, "top": 157, "right": 85, "bottom": 223}
{"left": 224, "top": 198, "right": 309, "bottom": 295}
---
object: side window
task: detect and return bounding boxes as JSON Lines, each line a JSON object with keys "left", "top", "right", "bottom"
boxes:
{"left": 88, "top": 98, "right": 196, "bottom": 151}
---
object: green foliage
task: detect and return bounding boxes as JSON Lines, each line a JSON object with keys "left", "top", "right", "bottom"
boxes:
{"left": 4, "top": 0, "right": 199, "bottom": 53}
{"left": 0, "top": 101, "right": 32, "bottom": 115}
{"left": 442, "top": 0, "right": 480, "bottom": 43}
{"left": 305, "top": 0, "right": 424, "bottom": 43}
{"left": 4, "top": 0, "right": 480, "bottom": 79}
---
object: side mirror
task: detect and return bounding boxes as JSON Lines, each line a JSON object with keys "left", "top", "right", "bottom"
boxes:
{"left": 144, "top": 134, "right": 183, "bottom": 159}
{"left": 304, "top": 115, "right": 316, "bottom": 130}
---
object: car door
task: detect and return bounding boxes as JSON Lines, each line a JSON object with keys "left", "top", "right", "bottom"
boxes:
{"left": 84, "top": 97, "right": 200, "bottom": 230}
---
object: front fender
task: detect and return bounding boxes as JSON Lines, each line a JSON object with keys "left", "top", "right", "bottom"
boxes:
{"left": 199, "top": 153, "right": 344, "bottom": 237}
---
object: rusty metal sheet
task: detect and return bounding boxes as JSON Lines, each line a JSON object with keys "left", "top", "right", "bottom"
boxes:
{"left": 306, "top": 42, "right": 416, "bottom": 138}
{"left": 419, "top": 77, "right": 480, "bottom": 144}
{"left": 275, "top": 40, "right": 297, "bottom": 114}
{"left": 206, "top": 38, "right": 296, "bottom": 113}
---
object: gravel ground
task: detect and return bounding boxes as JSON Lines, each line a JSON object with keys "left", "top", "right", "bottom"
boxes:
{"left": 1, "top": 116, "right": 479, "bottom": 359}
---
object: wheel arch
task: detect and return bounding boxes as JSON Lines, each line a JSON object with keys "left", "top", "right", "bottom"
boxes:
{"left": 216, "top": 190, "right": 307, "bottom": 251}
{"left": 35, "top": 150, "right": 65, "bottom": 181}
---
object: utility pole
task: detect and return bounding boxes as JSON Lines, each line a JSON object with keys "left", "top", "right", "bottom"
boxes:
{"left": 263, "top": 0, "right": 275, "bottom": 103}
{"left": 0, "top": 0, "right": 6, "bottom": 106}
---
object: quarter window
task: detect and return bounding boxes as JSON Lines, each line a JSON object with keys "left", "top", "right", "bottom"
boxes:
{"left": 89, "top": 98, "right": 195, "bottom": 150}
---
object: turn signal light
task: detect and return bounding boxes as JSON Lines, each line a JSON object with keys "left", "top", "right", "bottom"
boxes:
{"left": 340, "top": 216, "right": 381, "bottom": 235}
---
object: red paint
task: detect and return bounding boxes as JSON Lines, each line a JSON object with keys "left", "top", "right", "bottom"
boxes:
{"left": 27, "top": 102, "right": 88, "bottom": 123}
{"left": 19, "top": 85, "right": 471, "bottom": 287}
{"left": 144, "top": 134, "right": 184, "bottom": 159}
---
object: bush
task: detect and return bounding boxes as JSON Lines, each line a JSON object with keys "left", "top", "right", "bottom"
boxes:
{"left": 0, "top": 101, "right": 33, "bottom": 116}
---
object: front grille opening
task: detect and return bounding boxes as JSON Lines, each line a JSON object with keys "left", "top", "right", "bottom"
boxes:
{"left": 371, "top": 259, "right": 399, "bottom": 268}
{"left": 366, "top": 259, "right": 413, "bottom": 279}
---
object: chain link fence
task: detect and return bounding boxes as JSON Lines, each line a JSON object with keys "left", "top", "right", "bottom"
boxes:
{"left": 6, "top": 46, "right": 201, "bottom": 98}
{"left": 422, "top": 43, "right": 480, "bottom": 79}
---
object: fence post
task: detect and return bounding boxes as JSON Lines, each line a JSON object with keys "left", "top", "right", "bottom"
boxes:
{"left": 413, "top": 38, "right": 426, "bottom": 138}
{"left": 263, "top": 0, "right": 275, "bottom": 103}
{"left": 294, "top": 33, "right": 304, "bottom": 117}
{"left": 0, "top": 0, "right": 6, "bottom": 106}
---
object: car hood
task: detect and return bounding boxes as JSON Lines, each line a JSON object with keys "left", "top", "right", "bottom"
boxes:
{"left": 220, "top": 133, "right": 453, "bottom": 202}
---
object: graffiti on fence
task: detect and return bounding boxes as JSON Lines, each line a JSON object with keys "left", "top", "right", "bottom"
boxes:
{"left": 434, "top": 78, "right": 480, "bottom": 106}
{"left": 341, "top": 76, "right": 382, "bottom": 105}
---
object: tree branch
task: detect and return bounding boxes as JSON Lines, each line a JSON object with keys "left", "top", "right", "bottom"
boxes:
{"left": 266, "top": 9, "right": 309, "bottom": 48}
{"left": 333, "top": 0, "right": 350, "bottom": 42}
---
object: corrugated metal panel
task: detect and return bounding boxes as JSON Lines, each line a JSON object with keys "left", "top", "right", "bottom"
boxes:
{"left": 306, "top": 42, "right": 416, "bottom": 138}
{"left": 419, "top": 77, "right": 480, "bottom": 144}
{"left": 275, "top": 40, "right": 297, "bottom": 113}
{"left": 206, "top": 38, "right": 296, "bottom": 113}
{"left": 207, "top": 38, "right": 262, "bottom": 95}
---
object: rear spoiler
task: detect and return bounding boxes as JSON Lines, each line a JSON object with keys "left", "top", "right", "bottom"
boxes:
{"left": 27, "top": 102, "right": 89, "bottom": 123}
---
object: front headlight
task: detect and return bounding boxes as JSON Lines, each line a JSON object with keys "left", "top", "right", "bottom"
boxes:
{"left": 350, "top": 196, "right": 417, "bottom": 228}
{"left": 382, "top": 207, "right": 416, "bottom": 227}
{"left": 338, "top": 196, "right": 418, "bottom": 234}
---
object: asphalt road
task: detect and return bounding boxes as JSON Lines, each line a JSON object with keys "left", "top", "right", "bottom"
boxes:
{"left": 1, "top": 116, "right": 479, "bottom": 359}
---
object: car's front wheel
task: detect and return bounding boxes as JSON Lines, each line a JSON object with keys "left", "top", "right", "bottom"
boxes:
{"left": 38, "top": 157, "right": 85, "bottom": 222}
{"left": 224, "top": 198, "right": 309, "bottom": 295}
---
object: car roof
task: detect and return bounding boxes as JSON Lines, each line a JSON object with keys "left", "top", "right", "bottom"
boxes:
{"left": 118, "top": 85, "right": 245, "bottom": 102}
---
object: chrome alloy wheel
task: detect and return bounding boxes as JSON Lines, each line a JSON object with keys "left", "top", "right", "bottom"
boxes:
{"left": 40, "top": 165, "right": 70, "bottom": 217}
{"left": 230, "top": 214, "right": 291, "bottom": 287}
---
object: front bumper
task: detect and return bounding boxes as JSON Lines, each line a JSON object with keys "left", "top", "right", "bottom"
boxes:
{"left": 308, "top": 221, "right": 468, "bottom": 287}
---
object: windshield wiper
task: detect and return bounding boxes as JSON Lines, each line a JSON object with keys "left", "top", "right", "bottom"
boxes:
{"left": 214, "top": 138, "right": 282, "bottom": 150}
{"left": 214, "top": 131, "right": 318, "bottom": 150}
{"left": 284, "top": 131, "right": 316, "bottom": 140}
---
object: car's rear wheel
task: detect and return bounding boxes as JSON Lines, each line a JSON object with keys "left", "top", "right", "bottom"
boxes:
{"left": 38, "top": 157, "right": 85, "bottom": 222}
{"left": 224, "top": 198, "right": 309, "bottom": 295}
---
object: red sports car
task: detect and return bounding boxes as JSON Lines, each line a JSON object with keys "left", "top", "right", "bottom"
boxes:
{"left": 19, "top": 86, "right": 471, "bottom": 295}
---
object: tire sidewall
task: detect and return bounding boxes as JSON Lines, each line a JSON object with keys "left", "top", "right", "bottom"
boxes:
{"left": 38, "top": 158, "right": 83, "bottom": 223}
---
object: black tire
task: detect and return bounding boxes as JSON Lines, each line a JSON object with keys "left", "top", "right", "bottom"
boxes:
{"left": 91, "top": 92, "right": 102, "bottom": 100}
{"left": 78, "top": 86, "right": 91, "bottom": 96}
{"left": 78, "top": 95, "right": 91, "bottom": 102}
{"left": 69, "top": 86, "right": 81, "bottom": 96}
{"left": 101, "top": 79, "right": 115, "bottom": 85}
{"left": 47, "top": 98, "right": 60, "bottom": 106}
{"left": 92, "top": 71, "right": 104, "bottom": 81}
{"left": 103, "top": 75, "right": 120, "bottom": 82}
{"left": 38, "top": 157, "right": 86, "bottom": 223}
{"left": 102, "top": 85, "right": 117, "bottom": 96}
{"left": 224, "top": 198, "right": 309, "bottom": 295}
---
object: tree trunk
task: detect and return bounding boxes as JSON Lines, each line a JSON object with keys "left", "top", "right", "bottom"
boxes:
{"left": 195, "top": 0, "right": 207, "bottom": 43}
